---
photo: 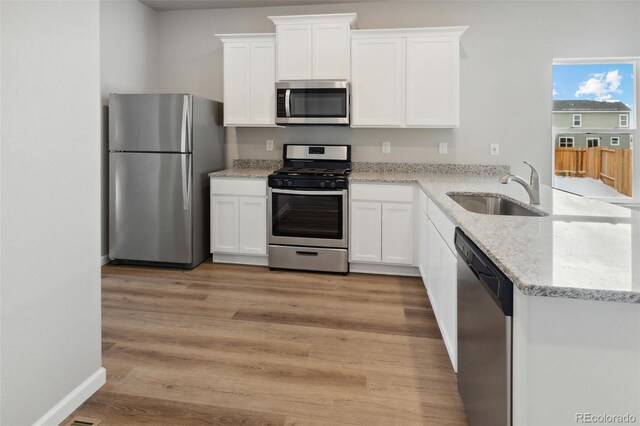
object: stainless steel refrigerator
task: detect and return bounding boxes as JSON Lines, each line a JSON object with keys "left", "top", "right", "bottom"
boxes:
{"left": 109, "top": 94, "right": 224, "bottom": 268}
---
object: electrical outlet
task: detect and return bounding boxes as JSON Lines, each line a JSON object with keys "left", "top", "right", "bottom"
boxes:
{"left": 490, "top": 143, "right": 500, "bottom": 156}
{"left": 266, "top": 140, "right": 274, "bottom": 151}
{"left": 382, "top": 141, "right": 391, "bottom": 154}
{"left": 439, "top": 142, "right": 448, "bottom": 155}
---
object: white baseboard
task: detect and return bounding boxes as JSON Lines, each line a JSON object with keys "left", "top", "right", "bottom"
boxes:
{"left": 33, "top": 367, "right": 106, "bottom": 426}
{"left": 212, "top": 253, "right": 268, "bottom": 266}
{"left": 100, "top": 255, "right": 109, "bottom": 265}
{"left": 349, "top": 262, "right": 420, "bottom": 277}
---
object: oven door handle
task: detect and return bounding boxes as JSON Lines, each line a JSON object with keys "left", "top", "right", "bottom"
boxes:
{"left": 271, "top": 189, "right": 345, "bottom": 196}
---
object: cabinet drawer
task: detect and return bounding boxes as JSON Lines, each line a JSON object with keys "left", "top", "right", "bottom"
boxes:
{"left": 427, "top": 198, "right": 456, "bottom": 254}
{"left": 211, "top": 178, "right": 266, "bottom": 196}
{"left": 351, "top": 183, "right": 414, "bottom": 202}
{"left": 418, "top": 188, "right": 428, "bottom": 214}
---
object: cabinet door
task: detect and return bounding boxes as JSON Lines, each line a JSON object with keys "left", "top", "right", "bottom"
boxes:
{"left": 426, "top": 219, "right": 442, "bottom": 314}
{"left": 276, "top": 24, "right": 312, "bottom": 80}
{"left": 381, "top": 203, "right": 414, "bottom": 265}
{"left": 351, "top": 38, "right": 404, "bottom": 127}
{"left": 238, "top": 197, "right": 267, "bottom": 255}
{"left": 350, "top": 201, "right": 382, "bottom": 263}
{"left": 250, "top": 42, "right": 275, "bottom": 125}
{"left": 211, "top": 196, "right": 239, "bottom": 253}
{"left": 406, "top": 37, "right": 458, "bottom": 127}
{"left": 312, "top": 23, "right": 349, "bottom": 80}
{"left": 223, "top": 43, "right": 251, "bottom": 125}
{"left": 419, "top": 208, "right": 429, "bottom": 287}
{"left": 441, "top": 243, "right": 458, "bottom": 371}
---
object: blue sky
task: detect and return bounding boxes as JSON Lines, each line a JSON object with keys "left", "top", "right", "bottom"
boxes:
{"left": 553, "top": 63, "right": 635, "bottom": 111}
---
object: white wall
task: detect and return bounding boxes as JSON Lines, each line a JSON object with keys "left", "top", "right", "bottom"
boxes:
{"left": 100, "top": 0, "right": 159, "bottom": 259}
{"left": 0, "top": 1, "right": 104, "bottom": 424}
{"left": 156, "top": 1, "right": 640, "bottom": 182}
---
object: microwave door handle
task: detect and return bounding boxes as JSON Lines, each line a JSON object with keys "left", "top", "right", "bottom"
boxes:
{"left": 285, "top": 89, "right": 291, "bottom": 117}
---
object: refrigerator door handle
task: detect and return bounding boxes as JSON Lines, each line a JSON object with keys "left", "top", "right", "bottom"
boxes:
{"left": 182, "top": 154, "right": 191, "bottom": 211}
{"left": 181, "top": 95, "right": 191, "bottom": 153}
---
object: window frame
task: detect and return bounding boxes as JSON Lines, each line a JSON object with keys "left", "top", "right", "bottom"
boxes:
{"left": 620, "top": 114, "right": 629, "bottom": 128}
{"left": 572, "top": 114, "right": 582, "bottom": 127}
{"left": 586, "top": 137, "right": 600, "bottom": 148}
{"left": 559, "top": 136, "right": 574, "bottom": 148}
{"left": 611, "top": 137, "right": 620, "bottom": 146}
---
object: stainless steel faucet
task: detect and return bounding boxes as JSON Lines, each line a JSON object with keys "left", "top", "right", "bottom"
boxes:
{"left": 500, "top": 161, "right": 540, "bottom": 204}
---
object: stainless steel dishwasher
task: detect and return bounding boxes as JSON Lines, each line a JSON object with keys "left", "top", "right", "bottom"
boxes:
{"left": 455, "top": 228, "right": 513, "bottom": 426}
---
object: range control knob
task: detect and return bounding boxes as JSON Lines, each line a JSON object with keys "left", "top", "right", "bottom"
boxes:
{"left": 320, "top": 181, "right": 326, "bottom": 189}
{"left": 276, "top": 179, "right": 283, "bottom": 187}
{"left": 287, "top": 180, "right": 293, "bottom": 187}
{"left": 330, "top": 181, "right": 337, "bottom": 189}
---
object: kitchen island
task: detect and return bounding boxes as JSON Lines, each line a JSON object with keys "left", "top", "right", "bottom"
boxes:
{"left": 211, "top": 161, "right": 640, "bottom": 425}
{"left": 350, "top": 168, "right": 640, "bottom": 426}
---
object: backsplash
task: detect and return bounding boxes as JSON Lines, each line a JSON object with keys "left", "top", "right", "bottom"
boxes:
{"left": 352, "top": 162, "right": 510, "bottom": 176}
{"left": 233, "top": 159, "right": 283, "bottom": 169}
{"left": 232, "top": 159, "right": 510, "bottom": 176}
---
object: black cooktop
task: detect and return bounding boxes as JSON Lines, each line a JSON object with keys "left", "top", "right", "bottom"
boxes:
{"left": 272, "top": 167, "right": 350, "bottom": 177}
{"left": 268, "top": 144, "right": 351, "bottom": 190}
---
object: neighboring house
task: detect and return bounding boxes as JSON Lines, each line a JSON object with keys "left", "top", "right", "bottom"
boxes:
{"left": 556, "top": 133, "right": 632, "bottom": 149}
{"left": 553, "top": 100, "right": 631, "bottom": 129}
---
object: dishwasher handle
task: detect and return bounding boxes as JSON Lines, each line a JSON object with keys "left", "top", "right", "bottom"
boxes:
{"left": 455, "top": 228, "right": 513, "bottom": 316}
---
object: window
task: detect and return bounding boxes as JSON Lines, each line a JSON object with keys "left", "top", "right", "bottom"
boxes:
{"left": 552, "top": 59, "right": 636, "bottom": 200}
{"left": 620, "top": 114, "right": 629, "bottom": 127}
{"left": 559, "top": 137, "right": 574, "bottom": 147}
{"left": 573, "top": 114, "right": 582, "bottom": 127}
{"left": 587, "top": 137, "right": 600, "bottom": 148}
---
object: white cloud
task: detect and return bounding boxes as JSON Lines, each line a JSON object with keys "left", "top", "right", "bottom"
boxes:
{"left": 575, "top": 69, "right": 624, "bottom": 101}
{"left": 575, "top": 77, "right": 607, "bottom": 97}
{"left": 553, "top": 88, "right": 558, "bottom": 96}
{"left": 605, "top": 70, "right": 622, "bottom": 92}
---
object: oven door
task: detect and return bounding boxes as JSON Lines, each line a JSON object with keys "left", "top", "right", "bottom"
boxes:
{"left": 268, "top": 188, "right": 348, "bottom": 249}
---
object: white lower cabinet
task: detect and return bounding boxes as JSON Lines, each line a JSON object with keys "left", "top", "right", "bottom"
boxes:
{"left": 440, "top": 241, "right": 457, "bottom": 370}
{"left": 419, "top": 189, "right": 457, "bottom": 371}
{"left": 381, "top": 203, "right": 413, "bottom": 265}
{"left": 350, "top": 201, "right": 382, "bottom": 263}
{"left": 350, "top": 183, "right": 415, "bottom": 267}
{"left": 418, "top": 206, "right": 429, "bottom": 285}
{"left": 210, "top": 178, "right": 267, "bottom": 263}
{"left": 238, "top": 197, "right": 267, "bottom": 254}
{"left": 211, "top": 197, "right": 239, "bottom": 253}
{"left": 426, "top": 220, "right": 442, "bottom": 314}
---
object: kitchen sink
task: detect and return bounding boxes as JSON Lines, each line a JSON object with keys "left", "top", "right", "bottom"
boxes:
{"left": 448, "top": 193, "right": 548, "bottom": 217}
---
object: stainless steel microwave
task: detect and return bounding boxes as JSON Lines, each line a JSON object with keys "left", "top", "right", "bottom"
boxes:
{"left": 275, "top": 81, "right": 349, "bottom": 126}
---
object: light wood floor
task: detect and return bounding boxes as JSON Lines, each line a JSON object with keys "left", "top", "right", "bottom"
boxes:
{"left": 63, "top": 261, "right": 468, "bottom": 425}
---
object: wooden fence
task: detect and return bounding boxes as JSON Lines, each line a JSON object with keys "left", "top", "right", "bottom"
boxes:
{"left": 555, "top": 147, "right": 633, "bottom": 197}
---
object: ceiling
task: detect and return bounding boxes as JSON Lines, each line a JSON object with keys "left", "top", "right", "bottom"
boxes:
{"left": 139, "top": 0, "right": 376, "bottom": 12}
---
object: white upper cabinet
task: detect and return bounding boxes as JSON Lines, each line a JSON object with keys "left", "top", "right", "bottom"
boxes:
{"left": 274, "top": 24, "right": 312, "bottom": 80}
{"left": 406, "top": 36, "right": 459, "bottom": 127}
{"left": 351, "top": 27, "right": 467, "bottom": 128}
{"left": 269, "top": 14, "right": 356, "bottom": 81}
{"left": 216, "top": 34, "right": 276, "bottom": 127}
{"left": 351, "top": 37, "right": 404, "bottom": 126}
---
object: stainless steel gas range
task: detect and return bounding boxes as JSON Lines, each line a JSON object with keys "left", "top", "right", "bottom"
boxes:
{"left": 267, "top": 144, "right": 351, "bottom": 274}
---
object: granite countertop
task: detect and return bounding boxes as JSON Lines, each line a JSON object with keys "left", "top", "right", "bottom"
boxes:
{"left": 210, "top": 161, "right": 640, "bottom": 304}
{"left": 351, "top": 170, "right": 640, "bottom": 304}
